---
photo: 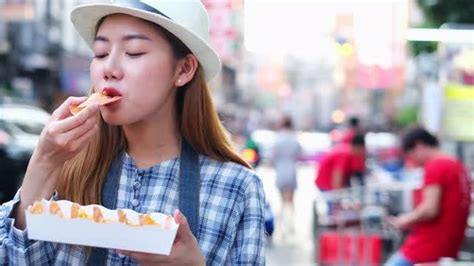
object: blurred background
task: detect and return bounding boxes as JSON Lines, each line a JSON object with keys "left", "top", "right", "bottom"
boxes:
{"left": 0, "top": 0, "right": 473, "bottom": 265}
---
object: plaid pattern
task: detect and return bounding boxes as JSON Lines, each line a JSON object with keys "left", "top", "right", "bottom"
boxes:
{"left": 0, "top": 154, "right": 266, "bottom": 265}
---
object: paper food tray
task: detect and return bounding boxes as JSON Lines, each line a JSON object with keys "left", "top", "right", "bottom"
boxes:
{"left": 25, "top": 199, "right": 179, "bottom": 255}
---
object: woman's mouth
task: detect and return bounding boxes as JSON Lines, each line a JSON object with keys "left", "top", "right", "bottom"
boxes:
{"left": 102, "top": 87, "right": 122, "bottom": 97}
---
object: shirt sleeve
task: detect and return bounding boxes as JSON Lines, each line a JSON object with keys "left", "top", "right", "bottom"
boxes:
{"left": 1, "top": 189, "right": 58, "bottom": 265}
{"left": 334, "top": 153, "right": 351, "bottom": 174}
{"left": 424, "top": 161, "right": 444, "bottom": 186}
{"left": 229, "top": 173, "right": 266, "bottom": 265}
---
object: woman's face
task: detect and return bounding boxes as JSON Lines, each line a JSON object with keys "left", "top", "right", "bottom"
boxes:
{"left": 90, "top": 14, "right": 178, "bottom": 125}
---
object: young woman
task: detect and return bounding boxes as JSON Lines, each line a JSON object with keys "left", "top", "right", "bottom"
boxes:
{"left": 271, "top": 117, "right": 301, "bottom": 240}
{"left": 0, "top": 0, "right": 266, "bottom": 265}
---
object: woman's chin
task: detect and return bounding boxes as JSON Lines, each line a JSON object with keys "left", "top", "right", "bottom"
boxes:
{"left": 101, "top": 113, "right": 124, "bottom": 126}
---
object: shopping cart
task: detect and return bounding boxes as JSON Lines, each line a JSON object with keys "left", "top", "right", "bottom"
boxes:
{"left": 313, "top": 186, "right": 402, "bottom": 265}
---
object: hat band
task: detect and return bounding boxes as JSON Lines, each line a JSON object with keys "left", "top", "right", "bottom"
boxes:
{"left": 112, "top": 0, "right": 171, "bottom": 20}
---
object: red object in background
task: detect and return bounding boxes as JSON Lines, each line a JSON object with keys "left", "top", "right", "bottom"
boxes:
{"left": 412, "top": 188, "right": 423, "bottom": 208}
{"left": 0, "top": 130, "right": 10, "bottom": 145}
{"left": 315, "top": 148, "right": 352, "bottom": 190}
{"left": 401, "top": 157, "right": 471, "bottom": 263}
{"left": 319, "top": 232, "right": 381, "bottom": 265}
{"left": 329, "top": 129, "right": 343, "bottom": 143}
{"left": 462, "top": 71, "right": 474, "bottom": 85}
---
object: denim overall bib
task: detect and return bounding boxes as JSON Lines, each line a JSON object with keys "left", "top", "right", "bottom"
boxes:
{"left": 87, "top": 139, "right": 200, "bottom": 265}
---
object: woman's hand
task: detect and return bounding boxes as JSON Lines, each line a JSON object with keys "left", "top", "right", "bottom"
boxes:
{"left": 118, "top": 210, "right": 205, "bottom": 266}
{"left": 13, "top": 97, "right": 99, "bottom": 230}
{"left": 34, "top": 96, "right": 99, "bottom": 167}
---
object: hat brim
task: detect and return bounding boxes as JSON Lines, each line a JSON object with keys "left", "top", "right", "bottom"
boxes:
{"left": 71, "top": 4, "right": 221, "bottom": 81}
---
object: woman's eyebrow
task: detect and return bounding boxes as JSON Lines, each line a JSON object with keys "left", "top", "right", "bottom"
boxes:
{"left": 94, "top": 35, "right": 109, "bottom": 42}
{"left": 94, "top": 34, "right": 151, "bottom": 43}
{"left": 122, "top": 34, "right": 151, "bottom": 41}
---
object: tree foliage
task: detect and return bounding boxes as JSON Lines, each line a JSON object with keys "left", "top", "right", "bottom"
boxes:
{"left": 417, "top": 0, "right": 474, "bottom": 27}
{"left": 411, "top": 0, "right": 474, "bottom": 55}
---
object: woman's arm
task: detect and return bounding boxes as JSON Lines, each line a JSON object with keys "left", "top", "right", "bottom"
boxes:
{"left": 0, "top": 97, "right": 98, "bottom": 263}
{"left": 229, "top": 173, "right": 266, "bottom": 265}
{"left": 13, "top": 97, "right": 99, "bottom": 230}
{"left": 1, "top": 192, "right": 58, "bottom": 264}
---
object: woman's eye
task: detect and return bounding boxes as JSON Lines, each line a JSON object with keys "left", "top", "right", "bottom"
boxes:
{"left": 94, "top": 54, "right": 108, "bottom": 59}
{"left": 127, "top": 52, "right": 146, "bottom": 57}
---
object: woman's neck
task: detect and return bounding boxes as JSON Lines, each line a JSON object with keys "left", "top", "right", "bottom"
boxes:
{"left": 123, "top": 113, "right": 180, "bottom": 169}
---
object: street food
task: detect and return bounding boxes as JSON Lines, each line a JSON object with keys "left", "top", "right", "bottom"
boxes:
{"left": 139, "top": 213, "right": 161, "bottom": 227}
{"left": 30, "top": 201, "right": 44, "bottom": 214}
{"left": 71, "top": 203, "right": 90, "bottom": 219}
{"left": 49, "top": 201, "right": 63, "bottom": 218}
{"left": 69, "top": 92, "right": 122, "bottom": 115}
{"left": 93, "top": 206, "right": 105, "bottom": 223}
{"left": 28, "top": 200, "right": 168, "bottom": 228}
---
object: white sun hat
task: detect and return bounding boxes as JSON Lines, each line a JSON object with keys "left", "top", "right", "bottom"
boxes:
{"left": 70, "top": 0, "right": 221, "bottom": 81}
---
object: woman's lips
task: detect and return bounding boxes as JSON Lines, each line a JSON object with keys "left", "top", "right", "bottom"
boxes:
{"left": 102, "top": 87, "right": 122, "bottom": 97}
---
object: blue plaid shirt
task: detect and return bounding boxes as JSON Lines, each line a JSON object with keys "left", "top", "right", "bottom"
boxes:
{"left": 0, "top": 154, "right": 266, "bottom": 265}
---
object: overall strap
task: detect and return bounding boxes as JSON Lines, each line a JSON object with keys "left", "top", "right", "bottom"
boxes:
{"left": 178, "top": 138, "right": 201, "bottom": 238}
{"left": 87, "top": 138, "right": 200, "bottom": 265}
{"left": 87, "top": 152, "right": 124, "bottom": 266}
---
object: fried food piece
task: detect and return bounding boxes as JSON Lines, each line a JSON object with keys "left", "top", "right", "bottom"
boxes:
{"left": 71, "top": 203, "right": 89, "bottom": 219}
{"left": 49, "top": 201, "right": 63, "bottom": 218}
{"left": 117, "top": 209, "right": 128, "bottom": 224}
{"left": 139, "top": 213, "right": 161, "bottom": 227}
{"left": 69, "top": 92, "right": 122, "bottom": 115}
{"left": 93, "top": 206, "right": 104, "bottom": 223}
{"left": 30, "top": 201, "right": 44, "bottom": 214}
{"left": 118, "top": 209, "right": 138, "bottom": 226}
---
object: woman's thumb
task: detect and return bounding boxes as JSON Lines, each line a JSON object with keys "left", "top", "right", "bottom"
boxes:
{"left": 174, "top": 209, "right": 194, "bottom": 241}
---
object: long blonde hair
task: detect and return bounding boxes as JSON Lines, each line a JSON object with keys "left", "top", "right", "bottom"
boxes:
{"left": 57, "top": 20, "right": 250, "bottom": 205}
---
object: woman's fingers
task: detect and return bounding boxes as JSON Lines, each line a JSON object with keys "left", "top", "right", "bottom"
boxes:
{"left": 50, "top": 103, "right": 99, "bottom": 134}
{"left": 55, "top": 117, "right": 97, "bottom": 149}
{"left": 65, "top": 124, "right": 99, "bottom": 152}
{"left": 51, "top": 96, "right": 88, "bottom": 120}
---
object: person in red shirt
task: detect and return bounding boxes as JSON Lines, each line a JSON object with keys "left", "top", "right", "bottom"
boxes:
{"left": 386, "top": 127, "right": 472, "bottom": 266}
{"left": 340, "top": 117, "right": 361, "bottom": 145}
{"left": 315, "top": 134, "right": 366, "bottom": 191}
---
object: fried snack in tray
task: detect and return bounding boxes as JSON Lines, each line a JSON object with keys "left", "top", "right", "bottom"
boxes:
{"left": 71, "top": 203, "right": 90, "bottom": 219}
{"left": 49, "top": 201, "right": 64, "bottom": 218}
{"left": 69, "top": 92, "right": 122, "bottom": 115}
{"left": 117, "top": 209, "right": 136, "bottom": 226}
{"left": 93, "top": 206, "right": 105, "bottom": 223}
{"left": 139, "top": 213, "right": 162, "bottom": 227}
{"left": 30, "top": 201, "right": 44, "bottom": 214}
{"left": 29, "top": 200, "right": 171, "bottom": 228}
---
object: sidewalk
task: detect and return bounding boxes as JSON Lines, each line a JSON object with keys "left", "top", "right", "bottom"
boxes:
{"left": 257, "top": 164, "right": 318, "bottom": 265}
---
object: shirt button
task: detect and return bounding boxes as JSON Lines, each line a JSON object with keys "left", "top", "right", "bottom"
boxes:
{"left": 137, "top": 170, "right": 144, "bottom": 177}
{"left": 132, "top": 199, "right": 140, "bottom": 208}
{"left": 133, "top": 181, "right": 141, "bottom": 190}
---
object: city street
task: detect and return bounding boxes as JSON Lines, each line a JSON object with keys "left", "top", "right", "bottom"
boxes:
{"left": 0, "top": 0, "right": 473, "bottom": 264}
{"left": 257, "top": 163, "right": 319, "bottom": 265}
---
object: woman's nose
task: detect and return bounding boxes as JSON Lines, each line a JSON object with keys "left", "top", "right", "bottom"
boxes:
{"left": 103, "top": 54, "right": 124, "bottom": 81}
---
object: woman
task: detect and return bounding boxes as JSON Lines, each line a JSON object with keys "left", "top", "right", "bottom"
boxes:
{"left": 0, "top": 0, "right": 265, "bottom": 265}
{"left": 271, "top": 117, "right": 301, "bottom": 239}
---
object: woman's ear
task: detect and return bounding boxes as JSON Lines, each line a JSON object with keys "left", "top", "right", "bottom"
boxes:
{"left": 174, "top": 54, "right": 198, "bottom": 87}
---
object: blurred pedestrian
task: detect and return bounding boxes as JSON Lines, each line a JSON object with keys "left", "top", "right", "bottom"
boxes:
{"left": 385, "top": 127, "right": 471, "bottom": 266}
{"left": 0, "top": 0, "right": 265, "bottom": 265}
{"left": 315, "top": 134, "right": 366, "bottom": 191}
{"left": 271, "top": 116, "right": 301, "bottom": 238}
{"left": 340, "top": 116, "right": 361, "bottom": 145}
